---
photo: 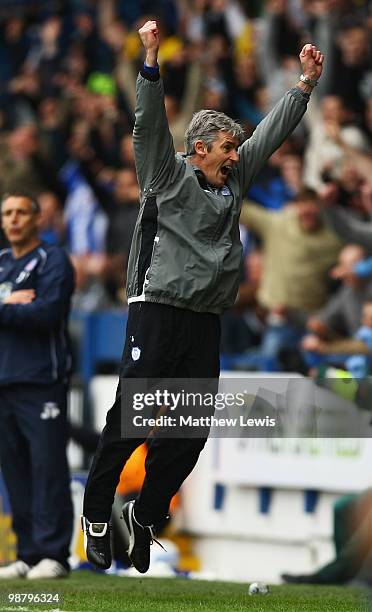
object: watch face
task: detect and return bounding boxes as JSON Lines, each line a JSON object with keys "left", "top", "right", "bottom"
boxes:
{"left": 301, "top": 74, "right": 316, "bottom": 86}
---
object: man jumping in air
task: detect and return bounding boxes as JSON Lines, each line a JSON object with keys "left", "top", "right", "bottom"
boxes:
{"left": 82, "top": 20, "right": 324, "bottom": 573}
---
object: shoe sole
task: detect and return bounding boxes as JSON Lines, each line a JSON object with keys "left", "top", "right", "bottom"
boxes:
{"left": 81, "top": 516, "right": 89, "bottom": 562}
{"left": 122, "top": 501, "right": 135, "bottom": 559}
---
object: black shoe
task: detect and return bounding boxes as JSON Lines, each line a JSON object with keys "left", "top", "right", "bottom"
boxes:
{"left": 81, "top": 516, "right": 112, "bottom": 570}
{"left": 281, "top": 572, "right": 319, "bottom": 584}
{"left": 122, "top": 501, "right": 165, "bottom": 574}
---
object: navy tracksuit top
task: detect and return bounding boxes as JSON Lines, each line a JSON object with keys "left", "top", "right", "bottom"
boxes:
{"left": 0, "top": 242, "right": 74, "bottom": 385}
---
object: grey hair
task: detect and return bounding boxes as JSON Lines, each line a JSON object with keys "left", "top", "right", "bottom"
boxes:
{"left": 184, "top": 110, "right": 245, "bottom": 156}
{"left": 0, "top": 191, "right": 40, "bottom": 214}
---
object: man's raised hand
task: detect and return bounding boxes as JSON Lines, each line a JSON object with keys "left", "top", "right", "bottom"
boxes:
{"left": 299, "top": 44, "right": 324, "bottom": 82}
{"left": 138, "top": 20, "right": 159, "bottom": 67}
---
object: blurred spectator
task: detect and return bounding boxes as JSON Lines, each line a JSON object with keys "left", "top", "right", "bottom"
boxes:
{"left": 302, "top": 1, "right": 371, "bottom": 104}
{"left": 232, "top": 54, "right": 264, "bottom": 126}
{"left": 104, "top": 167, "right": 140, "bottom": 302}
{"left": 0, "top": 123, "right": 61, "bottom": 196}
{"left": 119, "top": 133, "right": 135, "bottom": 169}
{"left": 304, "top": 95, "right": 370, "bottom": 190}
{"left": 321, "top": 182, "right": 372, "bottom": 252}
{"left": 240, "top": 189, "right": 342, "bottom": 315}
{"left": 26, "top": 15, "right": 64, "bottom": 94}
{"left": 258, "top": 0, "right": 302, "bottom": 106}
{"left": 69, "top": 8, "right": 100, "bottom": 76}
{"left": 331, "top": 24, "right": 372, "bottom": 118}
{"left": 70, "top": 252, "right": 114, "bottom": 313}
{"left": 38, "top": 191, "right": 65, "bottom": 246}
{"left": 319, "top": 122, "right": 372, "bottom": 187}
{"left": 302, "top": 299, "right": 372, "bottom": 378}
{"left": 37, "top": 96, "right": 69, "bottom": 170}
{"left": 0, "top": 17, "right": 30, "bottom": 96}
{"left": 106, "top": 168, "right": 139, "bottom": 259}
{"left": 283, "top": 488, "right": 372, "bottom": 585}
{"left": 307, "top": 244, "right": 372, "bottom": 340}
{"left": 221, "top": 249, "right": 265, "bottom": 355}
{"left": 239, "top": 188, "right": 342, "bottom": 369}
{"left": 248, "top": 152, "right": 304, "bottom": 210}
{"left": 60, "top": 159, "right": 108, "bottom": 257}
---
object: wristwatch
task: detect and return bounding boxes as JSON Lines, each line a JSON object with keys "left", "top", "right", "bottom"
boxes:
{"left": 300, "top": 74, "right": 318, "bottom": 87}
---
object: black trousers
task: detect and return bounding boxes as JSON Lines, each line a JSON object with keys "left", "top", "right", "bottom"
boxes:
{"left": 0, "top": 382, "right": 73, "bottom": 567}
{"left": 83, "top": 302, "right": 220, "bottom": 525}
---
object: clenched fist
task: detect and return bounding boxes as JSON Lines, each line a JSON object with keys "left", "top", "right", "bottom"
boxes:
{"left": 299, "top": 44, "right": 324, "bottom": 82}
{"left": 138, "top": 20, "right": 159, "bottom": 67}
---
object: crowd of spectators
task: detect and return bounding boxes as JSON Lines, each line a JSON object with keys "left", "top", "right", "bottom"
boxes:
{"left": 0, "top": 0, "right": 371, "bottom": 377}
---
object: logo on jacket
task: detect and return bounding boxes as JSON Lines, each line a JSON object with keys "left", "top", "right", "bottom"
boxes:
{"left": 15, "top": 257, "right": 38, "bottom": 284}
{"left": 131, "top": 347, "right": 141, "bottom": 361}
{"left": 40, "top": 402, "right": 60, "bottom": 420}
{"left": 221, "top": 185, "right": 231, "bottom": 196}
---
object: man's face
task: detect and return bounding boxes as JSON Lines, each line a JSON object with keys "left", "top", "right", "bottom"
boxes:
{"left": 321, "top": 96, "right": 344, "bottom": 123}
{"left": 1, "top": 196, "right": 40, "bottom": 247}
{"left": 195, "top": 131, "right": 240, "bottom": 188}
{"left": 296, "top": 199, "right": 321, "bottom": 232}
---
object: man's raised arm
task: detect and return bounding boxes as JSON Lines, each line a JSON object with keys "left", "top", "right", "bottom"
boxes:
{"left": 237, "top": 44, "right": 324, "bottom": 194}
{"left": 133, "top": 21, "right": 176, "bottom": 194}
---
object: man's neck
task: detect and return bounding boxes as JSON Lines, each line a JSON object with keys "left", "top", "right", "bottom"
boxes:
{"left": 12, "top": 238, "right": 41, "bottom": 259}
{"left": 187, "top": 157, "right": 211, "bottom": 188}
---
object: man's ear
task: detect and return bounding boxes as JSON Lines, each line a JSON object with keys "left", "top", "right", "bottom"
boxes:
{"left": 194, "top": 140, "right": 207, "bottom": 157}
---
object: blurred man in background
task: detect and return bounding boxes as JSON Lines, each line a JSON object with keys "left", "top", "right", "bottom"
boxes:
{"left": 0, "top": 192, "right": 74, "bottom": 579}
{"left": 239, "top": 189, "right": 342, "bottom": 370}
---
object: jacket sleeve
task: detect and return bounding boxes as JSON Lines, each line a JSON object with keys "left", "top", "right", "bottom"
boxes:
{"left": 133, "top": 73, "right": 176, "bottom": 193}
{"left": 323, "top": 207, "right": 372, "bottom": 252}
{"left": 0, "top": 250, "right": 74, "bottom": 331}
{"left": 315, "top": 291, "right": 346, "bottom": 336}
{"left": 237, "top": 88, "right": 309, "bottom": 195}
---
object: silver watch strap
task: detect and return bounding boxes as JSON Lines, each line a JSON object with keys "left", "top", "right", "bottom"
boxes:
{"left": 300, "top": 74, "right": 318, "bottom": 87}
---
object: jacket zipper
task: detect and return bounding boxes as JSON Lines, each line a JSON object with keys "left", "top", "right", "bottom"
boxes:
{"left": 210, "top": 205, "right": 228, "bottom": 281}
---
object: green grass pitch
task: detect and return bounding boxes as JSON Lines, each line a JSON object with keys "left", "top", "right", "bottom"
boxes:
{"left": 0, "top": 571, "right": 370, "bottom": 612}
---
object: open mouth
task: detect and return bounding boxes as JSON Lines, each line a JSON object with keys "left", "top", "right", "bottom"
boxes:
{"left": 220, "top": 165, "right": 232, "bottom": 177}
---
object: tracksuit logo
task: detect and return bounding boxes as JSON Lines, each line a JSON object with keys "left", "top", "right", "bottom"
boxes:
{"left": 40, "top": 402, "right": 60, "bottom": 420}
{"left": 131, "top": 347, "right": 141, "bottom": 361}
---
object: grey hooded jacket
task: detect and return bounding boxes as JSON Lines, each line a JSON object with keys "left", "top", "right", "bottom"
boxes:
{"left": 126, "top": 71, "right": 310, "bottom": 314}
